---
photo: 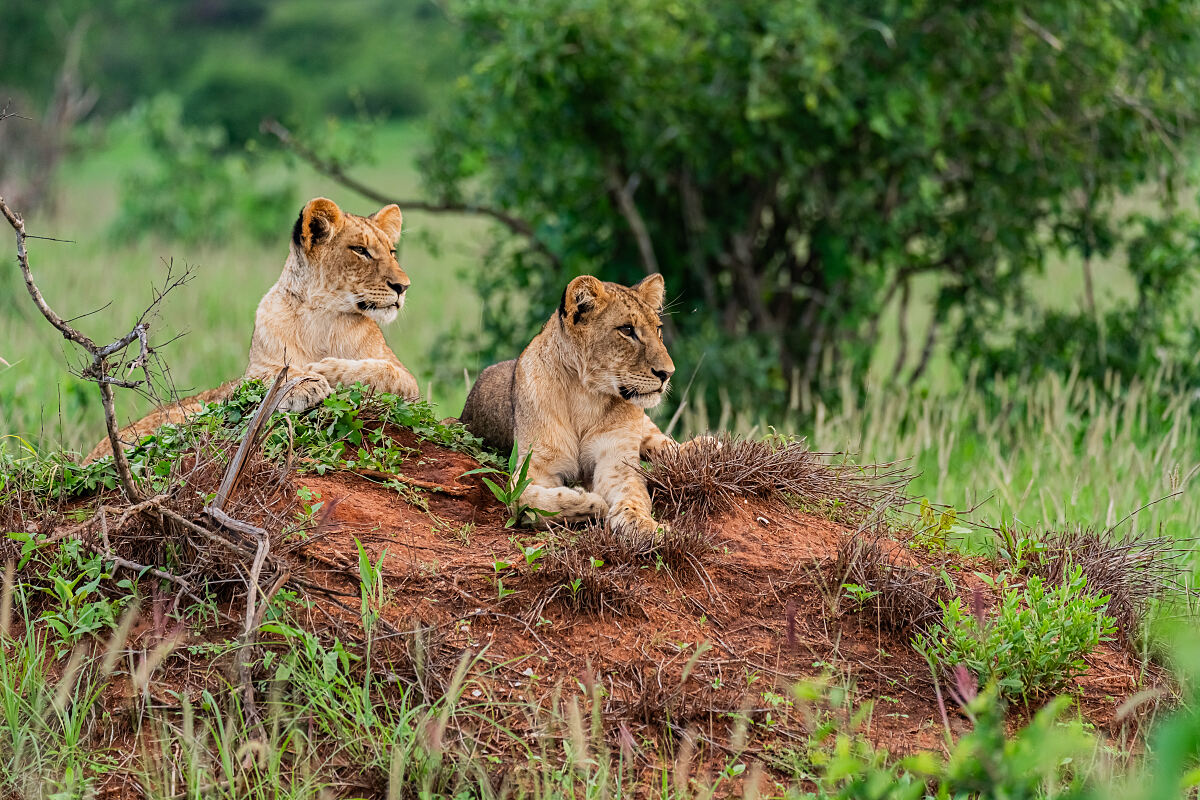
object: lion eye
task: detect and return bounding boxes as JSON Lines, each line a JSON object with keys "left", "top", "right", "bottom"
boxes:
{"left": 616, "top": 324, "right": 638, "bottom": 340}
{"left": 349, "top": 245, "right": 372, "bottom": 258}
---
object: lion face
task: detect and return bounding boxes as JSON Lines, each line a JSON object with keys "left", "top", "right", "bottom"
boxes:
{"left": 291, "top": 197, "right": 409, "bottom": 324}
{"left": 558, "top": 274, "right": 675, "bottom": 409}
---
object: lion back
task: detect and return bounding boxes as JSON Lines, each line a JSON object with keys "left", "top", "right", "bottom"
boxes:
{"left": 460, "top": 359, "right": 517, "bottom": 454}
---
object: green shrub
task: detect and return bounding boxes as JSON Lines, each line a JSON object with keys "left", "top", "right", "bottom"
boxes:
{"left": 426, "top": 0, "right": 1200, "bottom": 416}
{"left": 915, "top": 566, "right": 1116, "bottom": 700}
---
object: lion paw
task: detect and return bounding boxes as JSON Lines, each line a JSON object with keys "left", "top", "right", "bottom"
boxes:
{"left": 640, "top": 438, "right": 679, "bottom": 463}
{"left": 679, "top": 434, "right": 723, "bottom": 455}
{"left": 279, "top": 376, "right": 332, "bottom": 413}
{"left": 548, "top": 489, "right": 608, "bottom": 523}
{"left": 608, "top": 504, "right": 666, "bottom": 542}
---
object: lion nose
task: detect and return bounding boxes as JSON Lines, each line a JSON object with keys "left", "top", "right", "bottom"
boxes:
{"left": 652, "top": 368, "right": 673, "bottom": 384}
{"left": 388, "top": 281, "right": 408, "bottom": 295}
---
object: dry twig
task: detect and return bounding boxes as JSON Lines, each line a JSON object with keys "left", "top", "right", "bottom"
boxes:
{"left": 261, "top": 118, "right": 561, "bottom": 269}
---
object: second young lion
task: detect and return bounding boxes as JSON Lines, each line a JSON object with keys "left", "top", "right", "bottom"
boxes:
{"left": 460, "top": 273, "right": 684, "bottom": 538}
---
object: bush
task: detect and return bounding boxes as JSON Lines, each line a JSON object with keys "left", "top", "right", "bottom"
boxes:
{"left": 915, "top": 566, "right": 1116, "bottom": 700}
{"left": 108, "top": 94, "right": 296, "bottom": 245}
{"left": 181, "top": 56, "right": 307, "bottom": 145}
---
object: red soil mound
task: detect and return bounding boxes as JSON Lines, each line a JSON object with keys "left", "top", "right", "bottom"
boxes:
{"left": 275, "top": 430, "right": 1163, "bottom": 761}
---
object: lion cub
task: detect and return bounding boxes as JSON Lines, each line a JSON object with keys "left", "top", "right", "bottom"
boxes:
{"left": 461, "top": 273, "right": 681, "bottom": 538}
{"left": 84, "top": 197, "right": 419, "bottom": 461}
{"left": 246, "top": 196, "right": 420, "bottom": 411}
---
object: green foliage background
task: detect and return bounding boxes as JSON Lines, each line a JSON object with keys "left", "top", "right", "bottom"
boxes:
{"left": 424, "top": 0, "right": 1200, "bottom": 412}
{"left": 1, "top": 0, "right": 461, "bottom": 142}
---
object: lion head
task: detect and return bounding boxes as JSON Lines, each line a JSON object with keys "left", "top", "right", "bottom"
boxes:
{"left": 557, "top": 273, "right": 675, "bottom": 408}
{"left": 289, "top": 197, "right": 409, "bottom": 324}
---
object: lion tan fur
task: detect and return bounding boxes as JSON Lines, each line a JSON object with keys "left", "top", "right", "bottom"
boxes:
{"left": 84, "top": 197, "right": 419, "bottom": 462}
{"left": 460, "top": 273, "right": 683, "bottom": 537}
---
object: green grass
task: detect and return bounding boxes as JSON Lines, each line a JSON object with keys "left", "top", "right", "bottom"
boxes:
{"left": 676, "top": 369, "right": 1199, "bottom": 549}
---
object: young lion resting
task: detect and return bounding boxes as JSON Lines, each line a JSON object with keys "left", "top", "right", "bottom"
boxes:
{"left": 246, "top": 196, "right": 419, "bottom": 411}
{"left": 460, "top": 273, "right": 683, "bottom": 538}
{"left": 85, "top": 197, "right": 419, "bottom": 461}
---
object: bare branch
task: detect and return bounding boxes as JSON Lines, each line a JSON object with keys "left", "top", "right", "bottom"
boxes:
{"left": 891, "top": 279, "right": 911, "bottom": 380}
{"left": 261, "top": 119, "right": 562, "bottom": 269}
{"left": 606, "top": 164, "right": 660, "bottom": 278}
{"left": 205, "top": 368, "right": 296, "bottom": 514}
{"left": 908, "top": 314, "right": 940, "bottom": 386}
{"left": 0, "top": 198, "right": 97, "bottom": 351}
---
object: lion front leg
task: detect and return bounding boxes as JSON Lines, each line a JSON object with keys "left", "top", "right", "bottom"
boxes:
{"left": 310, "top": 357, "right": 420, "bottom": 400}
{"left": 514, "top": 444, "right": 608, "bottom": 526}
{"left": 592, "top": 431, "right": 663, "bottom": 542}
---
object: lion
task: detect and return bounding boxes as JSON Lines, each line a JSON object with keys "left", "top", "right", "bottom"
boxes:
{"left": 84, "top": 197, "right": 419, "bottom": 462}
{"left": 460, "top": 273, "right": 684, "bottom": 538}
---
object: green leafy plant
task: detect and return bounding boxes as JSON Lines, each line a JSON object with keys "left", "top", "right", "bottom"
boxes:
{"left": 914, "top": 566, "right": 1116, "bottom": 699}
{"left": 521, "top": 543, "right": 546, "bottom": 571}
{"left": 2, "top": 381, "right": 494, "bottom": 506}
{"left": 911, "top": 499, "right": 972, "bottom": 552}
{"left": 294, "top": 485, "right": 324, "bottom": 527}
{"left": 463, "top": 443, "right": 557, "bottom": 528}
{"left": 840, "top": 582, "right": 881, "bottom": 611}
{"left": 21, "top": 539, "right": 132, "bottom": 657}
{"left": 355, "top": 538, "right": 387, "bottom": 639}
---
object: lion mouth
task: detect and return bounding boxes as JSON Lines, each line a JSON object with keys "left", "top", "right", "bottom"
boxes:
{"left": 357, "top": 300, "right": 400, "bottom": 312}
{"left": 619, "top": 386, "right": 661, "bottom": 401}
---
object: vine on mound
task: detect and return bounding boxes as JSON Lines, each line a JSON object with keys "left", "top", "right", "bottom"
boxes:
{"left": 0, "top": 380, "right": 496, "bottom": 505}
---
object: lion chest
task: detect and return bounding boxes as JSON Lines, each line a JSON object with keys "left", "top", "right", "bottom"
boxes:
{"left": 552, "top": 413, "right": 643, "bottom": 489}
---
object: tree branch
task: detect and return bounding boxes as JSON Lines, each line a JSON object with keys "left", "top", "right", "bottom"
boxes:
{"left": 908, "top": 314, "right": 940, "bottom": 386}
{"left": 678, "top": 170, "right": 719, "bottom": 310}
{"left": 261, "top": 119, "right": 561, "bottom": 269}
{"left": 891, "top": 279, "right": 911, "bottom": 380}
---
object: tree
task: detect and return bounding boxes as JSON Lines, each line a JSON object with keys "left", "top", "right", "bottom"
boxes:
{"left": 423, "top": 0, "right": 1200, "bottom": 411}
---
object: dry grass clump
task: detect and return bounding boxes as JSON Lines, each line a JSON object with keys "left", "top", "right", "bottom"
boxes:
{"left": 832, "top": 528, "right": 949, "bottom": 632}
{"left": 524, "top": 518, "right": 715, "bottom": 618}
{"left": 532, "top": 540, "right": 643, "bottom": 616}
{"left": 519, "top": 525, "right": 644, "bottom": 618}
{"left": 1018, "top": 524, "right": 1198, "bottom": 642}
{"left": 641, "top": 434, "right": 908, "bottom": 528}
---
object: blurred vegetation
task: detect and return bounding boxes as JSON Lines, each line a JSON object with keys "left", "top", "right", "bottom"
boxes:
{"left": 424, "top": 0, "right": 1200, "bottom": 415}
{"left": 1, "top": 0, "right": 460, "bottom": 141}
{"left": 108, "top": 95, "right": 296, "bottom": 244}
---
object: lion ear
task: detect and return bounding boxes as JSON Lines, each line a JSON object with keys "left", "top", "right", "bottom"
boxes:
{"left": 293, "top": 197, "right": 344, "bottom": 251}
{"left": 559, "top": 275, "right": 609, "bottom": 326}
{"left": 632, "top": 273, "right": 665, "bottom": 311}
{"left": 370, "top": 204, "right": 403, "bottom": 242}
